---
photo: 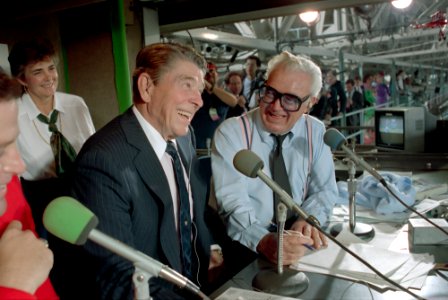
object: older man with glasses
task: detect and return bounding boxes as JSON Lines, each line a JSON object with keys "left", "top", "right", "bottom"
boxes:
{"left": 211, "top": 51, "right": 338, "bottom": 268}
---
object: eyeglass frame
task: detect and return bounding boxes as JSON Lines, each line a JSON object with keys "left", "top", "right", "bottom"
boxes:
{"left": 258, "top": 84, "right": 311, "bottom": 112}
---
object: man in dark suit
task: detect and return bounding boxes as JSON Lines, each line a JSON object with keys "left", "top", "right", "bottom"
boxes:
{"left": 71, "top": 43, "right": 223, "bottom": 299}
{"left": 345, "top": 78, "right": 364, "bottom": 141}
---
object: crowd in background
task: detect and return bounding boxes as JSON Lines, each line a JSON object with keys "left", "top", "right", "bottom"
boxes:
{"left": 192, "top": 54, "right": 405, "bottom": 148}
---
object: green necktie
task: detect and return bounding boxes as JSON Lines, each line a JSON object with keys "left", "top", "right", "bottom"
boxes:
{"left": 37, "top": 110, "right": 77, "bottom": 177}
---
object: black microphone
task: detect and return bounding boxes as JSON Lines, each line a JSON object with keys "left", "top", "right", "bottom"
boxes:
{"left": 323, "top": 128, "right": 448, "bottom": 236}
{"left": 233, "top": 149, "right": 319, "bottom": 226}
{"left": 229, "top": 49, "right": 239, "bottom": 63}
{"left": 323, "top": 128, "right": 384, "bottom": 184}
{"left": 43, "top": 196, "right": 210, "bottom": 300}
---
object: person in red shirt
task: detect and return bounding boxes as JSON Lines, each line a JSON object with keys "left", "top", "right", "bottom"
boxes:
{"left": 0, "top": 70, "right": 58, "bottom": 300}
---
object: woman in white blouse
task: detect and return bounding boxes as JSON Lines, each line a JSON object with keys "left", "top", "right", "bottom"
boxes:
{"left": 7, "top": 37, "right": 95, "bottom": 235}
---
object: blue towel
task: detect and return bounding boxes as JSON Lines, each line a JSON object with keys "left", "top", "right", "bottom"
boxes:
{"left": 336, "top": 172, "right": 416, "bottom": 214}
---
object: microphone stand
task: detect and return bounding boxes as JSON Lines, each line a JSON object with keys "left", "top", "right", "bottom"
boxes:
{"left": 133, "top": 265, "right": 152, "bottom": 300}
{"left": 276, "top": 203, "right": 286, "bottom": 275}
{"left": 252, "top": 203, "right": 309, "bottom": 297}
{"left": 331, "top": 140, "right": 374, "bottom": 239}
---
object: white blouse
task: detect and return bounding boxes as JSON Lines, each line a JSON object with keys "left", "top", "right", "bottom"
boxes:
{"left": 17, "top": 92, "right": 95, "bottom": 180}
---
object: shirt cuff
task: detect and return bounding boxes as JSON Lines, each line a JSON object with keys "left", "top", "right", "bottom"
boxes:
{"left": 210, "top": 244, "right": 222, "bottom": 252}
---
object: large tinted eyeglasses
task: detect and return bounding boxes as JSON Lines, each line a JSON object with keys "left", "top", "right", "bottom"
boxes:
{"left": 258, "top": 84, "right": 310, "bottom": 112}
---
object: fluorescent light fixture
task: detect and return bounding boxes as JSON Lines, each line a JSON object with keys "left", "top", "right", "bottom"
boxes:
{"left": 299, "top": 11, "right": 320, "bottom": 25}
{"left": 202, "top": 33, "right": 218, "bottom": 40}
{"left": 391, "top": 0, "right": 412, "bottom": 9}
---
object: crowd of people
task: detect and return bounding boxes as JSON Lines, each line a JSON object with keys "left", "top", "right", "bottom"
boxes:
{"left": 188, "top": 54, "right": 398, "bottom": 150}
{"left": 4, "top": 36, "right": 399, "bottom": 300}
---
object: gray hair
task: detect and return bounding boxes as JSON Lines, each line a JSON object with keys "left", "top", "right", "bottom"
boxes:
{"left": 266, "top": 51, "right": 322, "bottom": 97}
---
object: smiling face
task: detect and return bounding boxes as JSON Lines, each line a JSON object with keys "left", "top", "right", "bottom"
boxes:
{"left": 19, "top": 56, "right": 58, "bottom": 103}
{"left": 139, "top": 59, "right": 205, "bottom": 140}
{"left": 259, "top": 65, "right": 312, "bottom": 135}
{"left": 0, "top": 100, "right": 26, "bottom": 213}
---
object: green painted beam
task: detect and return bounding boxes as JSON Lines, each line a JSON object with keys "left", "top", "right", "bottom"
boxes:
{"left": 111, "top": 0, "right": 132, "bottom": 113}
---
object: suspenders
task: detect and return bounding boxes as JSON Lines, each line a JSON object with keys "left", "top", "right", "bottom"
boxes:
{"left": 238, "top": 113, "right": 313, "bottom": 200}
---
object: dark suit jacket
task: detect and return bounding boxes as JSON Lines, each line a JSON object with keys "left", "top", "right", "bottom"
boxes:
{"left": 351, "top": 90, "right": 364, "bottom": 111}
{"left": 72, "top": 108, "right": 212, "bottom": 300}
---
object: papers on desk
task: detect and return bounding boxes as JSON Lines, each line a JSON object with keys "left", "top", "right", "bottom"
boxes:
{"left": 290, "top": 229, "right": 435, "bottom": 291}
{"left": 215, "top": 287, "right": 298, "bottom": 300}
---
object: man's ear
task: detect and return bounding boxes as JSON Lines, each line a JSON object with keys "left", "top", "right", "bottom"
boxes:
{"left": 306, "top": 96, "right": 318, "bottom": 112}
{"left": 137, "top": 73, "right": 154, "bottom": 103}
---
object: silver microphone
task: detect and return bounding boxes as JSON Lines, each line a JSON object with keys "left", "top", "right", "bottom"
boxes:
{"left": 323, "top": 128, "right": 385, "bottom": 184}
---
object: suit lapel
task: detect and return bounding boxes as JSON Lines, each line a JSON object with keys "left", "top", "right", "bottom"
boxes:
{"left": 119, "top": 108, "right": 182, "bottom": 271}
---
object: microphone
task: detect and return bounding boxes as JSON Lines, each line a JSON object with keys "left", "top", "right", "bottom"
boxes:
{"left": 232, "top": 149, "right": 425, "bottom": 300}
{"left": 233, "top": 149, "right": 319, "bottom": 226}
{"left": 43, "top": 196, "right": 209, "bottom": 300}
{"left": 234, "top": 150, "right": 311, "bottom": 297}
{"left": 323, "top": 128, "right": 385, "bottom": 184}
{"left": 323, "top": 128, "right": 448, "bottom": 237}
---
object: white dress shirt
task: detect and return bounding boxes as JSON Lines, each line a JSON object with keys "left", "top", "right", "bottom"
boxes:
{"left": 17, "top": 92, "right": 95, "bottom": 180}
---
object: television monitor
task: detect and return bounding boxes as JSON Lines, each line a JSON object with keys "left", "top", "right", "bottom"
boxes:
{"left": 375, "top": 107, "right": 425, "bottom": 152}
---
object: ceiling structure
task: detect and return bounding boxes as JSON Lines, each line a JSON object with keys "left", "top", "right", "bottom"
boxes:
{"left": 142, "top": 0, "right": 448, "bottom": 76}
{"left": 3, "top": 0, "right": 447, "bottom": 76}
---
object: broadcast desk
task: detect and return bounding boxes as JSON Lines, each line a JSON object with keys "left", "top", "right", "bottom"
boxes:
{"left": 210, "top": 259, "right": 447, "bottom": 299}
{"left": 210, "top": 166, "right": 448, "bottom": 299}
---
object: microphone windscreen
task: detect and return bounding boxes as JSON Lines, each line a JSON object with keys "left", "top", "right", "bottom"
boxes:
{"left": 43, "top": 196, "right": 99, "bottom": 245}
{"left": 323, "top": 128, "right": 346, "bottom": 150}
{"left": 233, "top": 149, "right": 264, "bottom": 178}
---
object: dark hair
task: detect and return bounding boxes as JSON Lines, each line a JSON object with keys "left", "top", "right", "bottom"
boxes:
{"left": 363, "top": 73, "right": 373, "bottom": 83}
{"left": 8, "top": 37, "right": 56, "bottom": 78}
{"left": 0, "top": 70, "right": 21, "bottom": 102}
{"left": 345, "top": 79, "right": 355, "bottom": 85}
{"left": 246, "top": 55, "right": 261, "bottom": 67}
{"left": 224, "top": 71, "right": 243, "bottom": 84}
{"left": 132, "top": 42, "right": 206, "bottom": 103}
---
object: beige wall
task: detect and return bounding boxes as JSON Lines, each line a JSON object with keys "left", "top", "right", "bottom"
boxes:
{"left": 0, "top": 1, "right": 143, "bottom": 130}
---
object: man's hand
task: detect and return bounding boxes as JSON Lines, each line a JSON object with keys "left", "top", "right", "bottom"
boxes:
{"left": 236, "top": 95, "right": 246, "bottom": 108}
{"left": 208, "top": 248, "right": 224, "bottom": 284}
{"left": 289, "top": 219, "right": 327, "bottom": 249}
{"left": 256, "top": 232, "right": 313, "bottom": 265}
{"left": 0, "top": 221, "right": 53, "bottom": 294}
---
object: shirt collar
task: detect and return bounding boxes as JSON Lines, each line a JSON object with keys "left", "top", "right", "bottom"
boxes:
{"left": 132, "top": 106, "right": 173, "bottom": 160}
{"left": 20, "top": 93, "right": 63, "bottom": 120}
{"left": 254, "top": 107, "right": 305, "bottom": 147}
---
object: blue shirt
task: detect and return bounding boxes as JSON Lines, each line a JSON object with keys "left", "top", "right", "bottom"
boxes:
{"left": 211, "top": 108, "right": 338, "bottom": 251}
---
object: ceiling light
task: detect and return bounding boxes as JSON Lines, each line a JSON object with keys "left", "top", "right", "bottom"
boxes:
{"left": 299, "top": 11, "right": 320, "bottom": 26}
{"left": 391, "top": 0, "right": 412, "bottom": 9}
{"left": 202, "top": 33, "right": 218, "bottom": 40}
